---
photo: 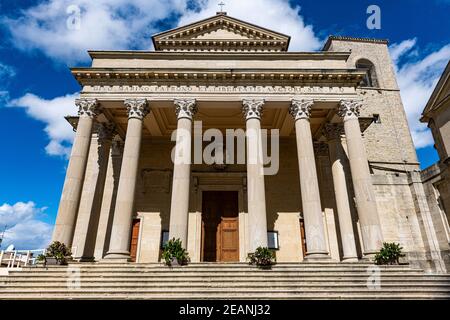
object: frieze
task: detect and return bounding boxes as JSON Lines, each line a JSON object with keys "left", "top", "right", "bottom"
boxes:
{"left": 85, "top": 85, "right": 351, "bottom": 95}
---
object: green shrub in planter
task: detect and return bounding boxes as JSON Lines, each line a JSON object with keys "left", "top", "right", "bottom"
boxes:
{"left": 162, "top": 238, "right": 190, "bottom": 266}
{"left": 43, "top": 241, "right": 72, "bottom": 265}
{"left": 374, "top": 242, "right": 405, "bottom": 265}
{"left": 247, "top": 247, "right": 276, "bottom": 269}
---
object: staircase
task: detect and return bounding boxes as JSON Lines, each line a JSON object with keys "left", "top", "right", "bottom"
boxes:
{"left": 1, "top": 262, "right": 449, "bottom": 299}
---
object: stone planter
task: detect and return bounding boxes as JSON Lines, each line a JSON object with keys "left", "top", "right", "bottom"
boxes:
{"left": 45, "top": 257, "right": 60, "bottom": 265}
{"left": 44, "top": 257, "right": 70, "bottom": 266}
{"left": 257, "top": 264, "right": 274, "bottom": 270}
{"left": 170, "top": 257, "right": 180, "bottom": 267}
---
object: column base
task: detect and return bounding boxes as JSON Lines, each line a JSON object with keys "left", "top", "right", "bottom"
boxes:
{"left": 342, "top": 257, "right": 360, "bottom": 263}
{"left": 304, "top": 252, "right": 331, "bottom": 261}
{"left": 361, "top": 253, "right": 376, "bottom": 262}
{"left": 102, "top": 251, "right": 131, "bottom": 263}
{"left": 76, "top": 256, "right": 95, "bottom": 263}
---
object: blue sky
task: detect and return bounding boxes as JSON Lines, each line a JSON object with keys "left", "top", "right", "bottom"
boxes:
{"left": 0, "top": 0, "right": 449, "bottom": 249}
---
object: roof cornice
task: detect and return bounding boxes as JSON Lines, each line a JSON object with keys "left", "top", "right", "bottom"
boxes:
{"left": 322, "top": 35, "right": 389, "bottom": 51}
{"left": 71, "top": 67, "right": 365, "bottom": 86}
{"left": 87, "top": 50, "right": 351, "bottom": 60}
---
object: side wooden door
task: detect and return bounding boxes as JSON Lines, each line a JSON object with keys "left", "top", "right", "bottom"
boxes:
{"left": 217, "top": 217, "right": 239, "bottom": 262}
{"left": 130, "top": 219, "right": 140, "bottom": 262}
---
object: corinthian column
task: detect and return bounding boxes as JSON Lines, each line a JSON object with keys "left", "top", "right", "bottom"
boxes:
{"left": 323, "top": 123, "right": 358, "bottom": 261}
{"left": 338, "top": 100, "right": 382, "bottom": 255}
{"left": 72, "top": 122, "right": 115, "bottom": 261}
{"left": 104, "top": 99, "right": 150, "bottom": 261}
{"left": 52, "top": 98, "right": 101, "bottom": 247}
{"left": 242, "top": 99, "right": 268, "bottom": 251}
{"left": 289, "top": 99, "right": 328, "bottom": 259}
{"left": 168, "top": 99, "right": 197, "bottom": 248}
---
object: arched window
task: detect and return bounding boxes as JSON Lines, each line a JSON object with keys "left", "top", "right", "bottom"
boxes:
{"left": 356, "top": 59, "right": 378, "bottom": 87}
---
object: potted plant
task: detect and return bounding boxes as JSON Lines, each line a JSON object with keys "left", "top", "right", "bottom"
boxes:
{"left": 247, "top": 246, "right": 276, "bottom": 269}
{"left": 162, "top": 238, "right": 190, "bottom": 266}
{"left": 40, "top": 241, "right": 73, "bottom": 266}
{"left": 374, "top": 242, "right": 405, "bottom": 265}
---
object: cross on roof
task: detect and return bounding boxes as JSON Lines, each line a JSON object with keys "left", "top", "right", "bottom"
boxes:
{"left": 218, "top": 1, "right": 225, "bottom": 13}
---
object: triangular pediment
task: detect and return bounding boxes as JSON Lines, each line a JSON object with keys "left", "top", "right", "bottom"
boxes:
{"left": 152, "top": 13, "right": 290, "bottom": 52}
{"left": 422, "top": 61, "right": 450, "bottom": 120}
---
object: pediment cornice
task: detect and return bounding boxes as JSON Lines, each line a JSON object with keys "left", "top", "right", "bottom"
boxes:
{"left": 152, "top": 13, "right": 290, "bottom": 52}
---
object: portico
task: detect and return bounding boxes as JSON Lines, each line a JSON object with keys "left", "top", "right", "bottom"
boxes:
{"left": 52, "top": 12, "right": 386, "bottom": 264}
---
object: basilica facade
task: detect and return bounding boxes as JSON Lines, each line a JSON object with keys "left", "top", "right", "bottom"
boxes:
{"left": 51, "top": 12, "right": 450, "bottom": 272}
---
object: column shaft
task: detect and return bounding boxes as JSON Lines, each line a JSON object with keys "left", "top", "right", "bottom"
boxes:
{"left": 104, "top": 99, "right": 149, "bottom": 261}
{"left": 290, "top": 99, "right": 329, "bottom": 258}
{"left": 339, "top": 100, "right": 383, "bottom": 255}
{"left": 52, "top": 98, "right": 100, "bottom": 247}
{"left": 94, "top": 139, "right": 123, "bottom": 260}
{"left": 168, "top": 119, "right": 193, "bottom": 246}
{"left": 242, "top": 99, "right": 268, "bottom": 251}
{"left": 72, "top": 123, "right": 114, "bottom": 260}
{"left": 168, "top": 99, "right": 197, "bottom": 248}
{"left": 325, "top": 125, "right": 358, "bottom": 261}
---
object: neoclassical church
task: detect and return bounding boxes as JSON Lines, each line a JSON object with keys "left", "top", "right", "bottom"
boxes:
{"left": 52, "top": 12, "right": 450, "bottom": 272}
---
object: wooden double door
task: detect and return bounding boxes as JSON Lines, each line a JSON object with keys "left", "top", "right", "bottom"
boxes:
{"left": 201, "top": 191, "right": 239, "bottom": 262}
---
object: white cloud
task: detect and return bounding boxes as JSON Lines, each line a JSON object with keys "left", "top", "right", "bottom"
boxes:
{"left": 2, "top": 0, "right": 321, "bottom": 64}
{"left": 0, "top": 62, "right": 15, "bottom": 80}
{"left": 390, "top": 40, "right": 450, "bottom": 149}
{"left": 389, "top": 38, "right": 417, "bottom": 64}
{"left": 8, "top": 93, "right": 78, "bottom": 157}
{"left": 0, "top": 62, "right": 15, "bottom": 104}
{"left": 2, "top": 0, "right": 188, "bottom": 63}
{"left": 0, "top": 202, "right": 53, "bottom": 250}
{"left": 178, "top": 0, "right": 322, "bottom": 51}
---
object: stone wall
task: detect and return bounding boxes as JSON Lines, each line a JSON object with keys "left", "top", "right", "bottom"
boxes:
{"left": 325, "top": 39, "right": 419, "bottom": 170}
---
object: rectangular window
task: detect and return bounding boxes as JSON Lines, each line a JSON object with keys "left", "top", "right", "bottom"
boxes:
{"left": 373, "top": 114, "right": 381, "bottom": 124}
{"left": 160, "top": 230, "right": 169, "bottom": 249}
{"left": 267, "top": 231, "right": 279, "bottom": 250}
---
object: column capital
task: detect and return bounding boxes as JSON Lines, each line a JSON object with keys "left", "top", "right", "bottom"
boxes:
{"left": 124, "top": 98, "right": 150, "bottom": 120}
{"left": 97, "top": 122, "right": 116, "bottom": 142}
{"left": 323, "top": 123, "right": 344, "bottom": 141}
{"left": 242, "top": 98, "right": 264, "bottom": 120}
{"left": 174, "top": 98, "right": 197, "bottom": 120}
{"left": 338, "top": 100, "right": 362, "bottom": 121}
{"left": 76, "top": 98, "right": 102, "bottom": 118}
{"left": 289, "top": 99, "right": 314, "bottom": 121}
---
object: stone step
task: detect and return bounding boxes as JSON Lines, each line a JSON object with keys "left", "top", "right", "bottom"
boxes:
{"left": 4, "top": 272, "right": 440, "bottom": 280}
{"left": 1, "top": 293, "right": 449, "bottom": 300}
{"left": 5, "top": 273, "right": 432, "bottom": 280}
{"left": 2, "top": 263, "right": 447, "bottom": 300}
{"left": 4, "top": 275, "right": 448, "bottom": 282}
{"left": 2, "top": 282, "right": 449, "bottom": 289}
{"left": 3, "top": 274, "right": 449, "bottom": 281}
{"left": 11, "top": 267, "right": 424, "bottom": 274}
{"left": 25, "top": 264, "right": 413, "bottom": 270}
{"left": 1, "top": 288, "right": 449, "bottom": 300}
{"left": 69, "top": 262, "right": 379, "bottom": 266}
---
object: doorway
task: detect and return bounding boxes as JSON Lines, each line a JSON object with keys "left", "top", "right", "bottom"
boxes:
{"left": 300, "top": 219, "right": 307, "bottom": 258}
{"left": 130, "top": 218, "right": 140, "bottom": 262}
{"left": 201, "top": 191, "right": 239, "bottom": 262}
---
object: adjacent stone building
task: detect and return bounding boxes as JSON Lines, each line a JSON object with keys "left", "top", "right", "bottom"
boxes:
{"left": 51, "top": 12, "right": 449, "bottom": 272}
{"left": 420, "top": 61, "right": 450, "bottom": 272}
